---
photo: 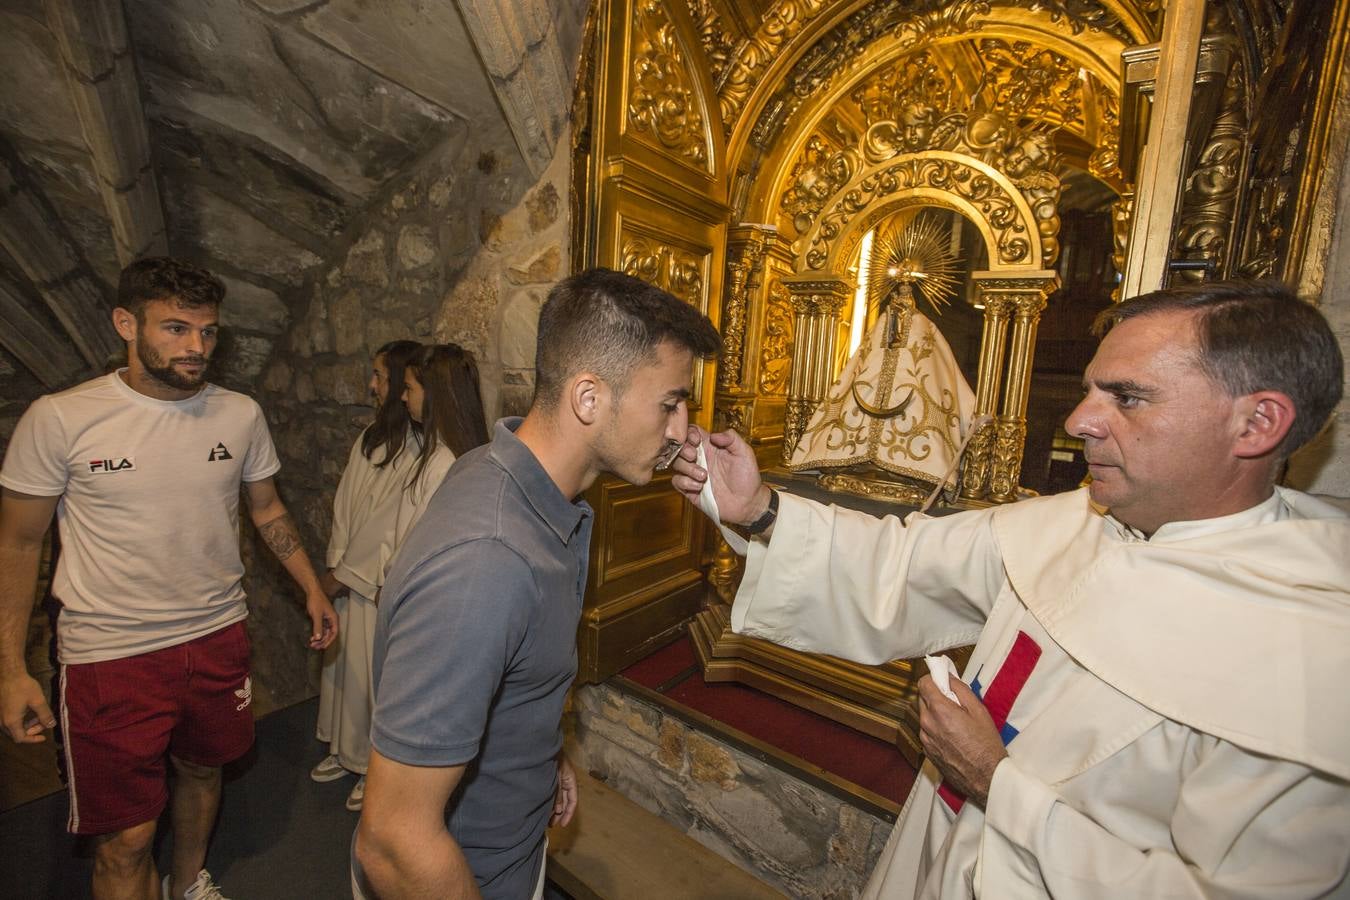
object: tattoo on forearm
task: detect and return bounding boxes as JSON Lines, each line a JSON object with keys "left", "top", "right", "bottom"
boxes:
{"left": 258, "top": 514, "right": 302, "bottom": 562}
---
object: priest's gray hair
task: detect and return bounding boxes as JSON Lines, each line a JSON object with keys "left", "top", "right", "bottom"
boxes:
{"left": 1094, "top": 279, "right": 1343, "bottom": 456}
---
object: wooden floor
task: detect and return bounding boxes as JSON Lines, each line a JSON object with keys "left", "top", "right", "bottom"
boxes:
{"left": 548, "top": 770, "right": 784, "bottom": 900}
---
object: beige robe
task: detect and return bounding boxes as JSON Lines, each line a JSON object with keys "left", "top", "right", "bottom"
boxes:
{"left": 318, "top": 432, "right": 422, "bottom": 772}
{"left": 734, "top": 487, "right": 1350, "bottom": 898}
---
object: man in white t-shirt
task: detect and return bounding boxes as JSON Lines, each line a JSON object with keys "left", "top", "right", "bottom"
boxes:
{"left": 0, "top": 257, "right": 339, "bottom": 900}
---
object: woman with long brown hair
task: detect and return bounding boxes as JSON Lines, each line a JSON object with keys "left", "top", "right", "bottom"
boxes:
{"left": 313, "top": 339, "right": 421, "bottom": 811}
{"left": 391, "top": 342, "right": 490, "bottom": 554}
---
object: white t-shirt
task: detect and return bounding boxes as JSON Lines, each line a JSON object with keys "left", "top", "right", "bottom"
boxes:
{"left": 0, "top": 371, "right": 281, "bottom": 663}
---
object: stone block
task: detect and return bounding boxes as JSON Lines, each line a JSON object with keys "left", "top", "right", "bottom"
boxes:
{"left": 687, "top": 732, "right": 740, "bottom": 788}
{"left": 312, "top": 358, "right": 369, "bottom": 405}
{"left": 218, "top": 275, "right": 289, "bottom": 335}
{"left": 164, "top": 182, "right": 320, "bottom": 286}
{"left": 133, "top": 0, "right": 456, "bottom": 200}
{"left": 344, "top": 230, "right": 389, "bottom": 287}
{"left": 397, "top": 225, "right": 437, "bottom": 270}
{"left": 295, "top": 370, "right": 316, "bottom": 403}
{"left": 527, "top": 182, "right": 560, "bottom": 233}
{"left": 438, "top": 274, "right": 497, "bottom": 358}
{"left": 429, "top": 174, "right": 457, "bottom": 209}
{"left": 498, "top": 288, "right": 541, "bottom": 369}
{"left": 330, "top": 289, "right": 366, "bottom": 357}
{"left": 215, "top": 332, "right": 273, "bottom": 385}
{"left": 578, "top": 702, "right": 661, "bottom": 761}
{"left": 262, "top": 359, "right": 291, "bottom": 394}
{"left": 497, "top": 382, "right": 533, "bottom": 418}
{"left": 506, "top": 244, "right": 560, "bottom": 285}
{"left": 656, "top": 718, "right": 686, "bottom": 773}
{"left": 294, "top": 0, "right": 499, "bottom": 124}
{"left": 827, "top": 803, "right": 875, "bottom": 875}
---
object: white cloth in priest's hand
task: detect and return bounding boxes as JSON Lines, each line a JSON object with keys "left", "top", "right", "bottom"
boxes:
{"left": 924, "top": 654, "right": 963, "bottom": 706}
{"left": 696, "top": 442, "right": 749, "bottom": 556}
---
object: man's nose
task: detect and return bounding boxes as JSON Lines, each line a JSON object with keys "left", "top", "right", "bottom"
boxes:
{"left": 666, "top": 404, "right": 689, "bottom": 441}
{"left": 1065, "top": 395, "right": 1104, "bottom": 440}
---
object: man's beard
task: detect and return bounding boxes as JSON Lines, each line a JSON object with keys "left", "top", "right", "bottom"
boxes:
{"left": 137, "top": 341, "right": 209, "bottom": 390}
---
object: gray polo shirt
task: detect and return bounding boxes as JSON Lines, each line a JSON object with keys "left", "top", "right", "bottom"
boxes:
{"left": 366, "top": 418, "right": 592, "bottom": 899}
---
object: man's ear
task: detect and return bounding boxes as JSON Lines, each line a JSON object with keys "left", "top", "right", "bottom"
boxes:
{"left": 568, "top": 373, "right": 606, "bottom": 427}
{"left": 112, "top": 307, "right": 137, "bottom": 343}
{"left": 1233, "top": 390, "right": 1296, "bottom": 459}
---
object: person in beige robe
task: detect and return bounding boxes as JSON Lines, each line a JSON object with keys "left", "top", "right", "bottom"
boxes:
{"left": 316, "top": 342, "right": 423, "bottom": 808}
{"left": 673, "top": 280, "right": 1350, "bottom": 897}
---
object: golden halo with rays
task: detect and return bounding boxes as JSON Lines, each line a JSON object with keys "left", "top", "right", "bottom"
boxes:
{"left": 866, "top": 210, "right": 964, "bottom": 314}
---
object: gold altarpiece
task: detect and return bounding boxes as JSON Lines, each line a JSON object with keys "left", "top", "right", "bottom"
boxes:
{"left": 571, "top": 0, "right": 1350, "bottom": 764}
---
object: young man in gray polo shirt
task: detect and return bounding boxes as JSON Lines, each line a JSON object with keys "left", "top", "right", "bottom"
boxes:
{"left": 354, "top": 268, "right": 721, "bottom": 899}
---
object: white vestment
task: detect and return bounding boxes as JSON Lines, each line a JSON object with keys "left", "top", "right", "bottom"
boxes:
{"left": 733, "top": 487, "right": 1350, "bottom": 898}
{"left": 317, "top": 432, "right": 420, "bottom": 772}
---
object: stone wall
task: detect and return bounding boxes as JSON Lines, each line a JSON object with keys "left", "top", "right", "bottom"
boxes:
{"left": 571, "top": 683, "right": 892, "bottom": 900}
{"left": 245, "top": 124, "right": 574, "bottom": 713}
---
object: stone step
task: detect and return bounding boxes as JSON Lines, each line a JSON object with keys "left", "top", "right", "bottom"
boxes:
{"left": 547, "top": 770, "right": 785, "bottom": 900}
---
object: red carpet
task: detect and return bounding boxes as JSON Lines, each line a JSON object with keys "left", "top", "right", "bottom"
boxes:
{"left": 620, "top": 638, "right": 916, "bottom": 805}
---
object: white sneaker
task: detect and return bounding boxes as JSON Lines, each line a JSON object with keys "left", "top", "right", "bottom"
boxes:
{"left": 162, "top": 869, "right": 229, "bottom": 900}
{"left": 310, "top": 754, "right": 350, "bottom": 783}
{"left": 346, "top": 776, "right": 366, "bottom": 811}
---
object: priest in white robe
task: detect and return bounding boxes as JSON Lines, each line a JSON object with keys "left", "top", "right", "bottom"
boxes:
{"left": 672, "top": 279, "right": 1350, "bottom": 898}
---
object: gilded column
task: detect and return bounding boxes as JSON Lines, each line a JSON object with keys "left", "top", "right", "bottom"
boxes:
{"left": 718, "top": 226, "right": 775, "bottom": 392}
{"left": 984, "top": 274, "right": 1056, "bottom": 503}
{"left": 960, "top": 287, "right": 1012, "bottom": 501}
{"left": 781, "top": 277, "right": 851, "bottom": 461}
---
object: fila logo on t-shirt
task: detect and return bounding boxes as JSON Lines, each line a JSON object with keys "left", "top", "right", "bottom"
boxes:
{"left": 208, "top": 442, "right": 233, "bottom": 462}
{"left": 89, "top": 457, "right": 135, "bottom": 474}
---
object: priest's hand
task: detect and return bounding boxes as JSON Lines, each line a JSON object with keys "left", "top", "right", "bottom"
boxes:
{"left": 917, "top": 674, "right": 1007, "bottom": 809}
{"left": 669, "top": 425, "right": 768, "bottom": 526}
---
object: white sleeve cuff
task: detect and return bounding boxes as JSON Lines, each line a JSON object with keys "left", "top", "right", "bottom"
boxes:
{"left": 983, "top": 756, "right": 1058, "bottom": 854}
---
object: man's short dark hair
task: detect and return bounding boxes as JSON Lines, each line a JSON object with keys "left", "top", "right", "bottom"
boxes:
{"left": 533, "top": 268, "right": 722, "bottom": 408}
{"left": 117, "top": 257, "right": 225, "bottom": 321}
{"left": 1093, "top": 279, "right": 1343, "bottom": 455}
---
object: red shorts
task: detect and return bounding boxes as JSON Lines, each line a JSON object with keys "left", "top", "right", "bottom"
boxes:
{"left": 59, "top": 620, "right": 255, "bottom": 835}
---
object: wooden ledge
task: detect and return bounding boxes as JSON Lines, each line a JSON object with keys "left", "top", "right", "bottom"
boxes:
{"left": 547, "top": 770, "right": 784, "bottom": 900}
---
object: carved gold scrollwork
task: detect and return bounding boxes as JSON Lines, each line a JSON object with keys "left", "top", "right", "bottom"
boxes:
{"left": 718, "top": 0, "right": 830, "bottom": 128}
{"left": 759, "top": 280, "right": 794, "bottom": 396}
{"left": 959, "top": 418, "right": 996, "bottom": 500}
{"left": 685, "top": 0, "right": 735, "bottom": 83}
{"left": 817, "top": 473, "right": 931, "bottom": 505}
{"left": 806, "top": 156, "right": 1038, "bottom": 270}
{"left": 707, "top": 535, "right": 742, "bottom": 604}
{"left": 1089, "top": 88, "right": 1122, "bottom": 184}
{"left": 716, "top": 402, "right": 750, "bottom": 435}
{"left": 1110, "top": 191, "right": 1133, "bottom": 297}
{"left": 719, "top": 229, "right": 774, "bottom": 390}
{"left": 784, "top": 397, "right": 813, "bottom": 459}
{"left": 989, "top": 417, "right": 1028, "bottom": 501}
{"left": 851, "top": 50, "right": 954, "bottom": 129}
{"left": 780, "top": 136, "right": 861, "bottom": 235}
{"left": 620, "top": 234, "right": 707, "bottom": 305}
{"left": 788, "top": 282, "right": 850, "bottom": 317}
{"left": 629, "top": 0, "right": 710, "bottom": 169}
{"left": 978, "top": 39, "right": 1083, "bottom": 127}
{"left": 1175, "top": 60, "right": 1247, "bottom": 282}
